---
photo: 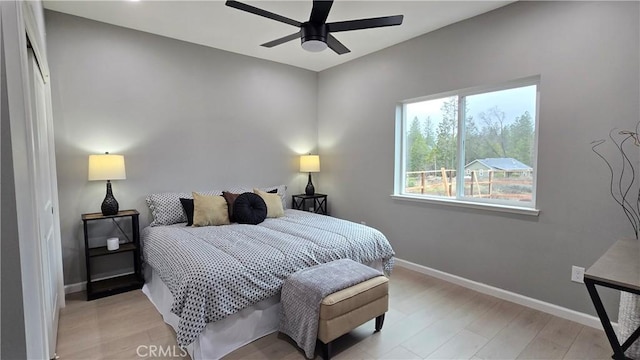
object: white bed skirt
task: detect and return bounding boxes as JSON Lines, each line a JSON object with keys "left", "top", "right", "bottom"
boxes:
{"left": 141, "top": 259, "right": 384, "bottom": 359}
{"left": 142, "top": 268, "right": 281, "bottom": 360}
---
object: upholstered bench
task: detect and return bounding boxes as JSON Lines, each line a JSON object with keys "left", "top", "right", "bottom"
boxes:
{"left": 279, "top": 259, "right": 389, "bottom": 360}
{"left": 318, "top": 275, "right": 389, "bottom": 359}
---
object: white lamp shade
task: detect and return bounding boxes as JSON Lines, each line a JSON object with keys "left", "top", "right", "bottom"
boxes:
{"left": 88, "top": 154, "right": 126, "bottom": 181}
{"left": 300, "top": 155, "right": 320, "bottom": 173}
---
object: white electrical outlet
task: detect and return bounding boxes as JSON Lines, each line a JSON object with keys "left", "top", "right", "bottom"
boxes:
{"left": 571, "top": 266, "right": 585, "bottom": 283}
{"left": 360, "top": 221, "right": 366, "bottom": 225}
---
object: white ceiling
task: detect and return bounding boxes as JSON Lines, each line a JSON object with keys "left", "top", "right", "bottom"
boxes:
{"left": 43, "top": 0, "right": 513, "bottom": 72}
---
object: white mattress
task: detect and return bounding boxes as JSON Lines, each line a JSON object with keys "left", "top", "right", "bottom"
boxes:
{"left": 142, "top": 267, "right": 281, "bottom": 360}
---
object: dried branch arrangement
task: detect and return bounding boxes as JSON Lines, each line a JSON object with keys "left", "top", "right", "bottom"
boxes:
{"left": 592, "top": 122, "right": 640, "bottom": 240}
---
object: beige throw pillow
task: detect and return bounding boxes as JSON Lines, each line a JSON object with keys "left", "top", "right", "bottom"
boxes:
{"left": 254, "top": 188, "right": 284, "bottom": 218}
{"left": 192, "top": 192, "right": 230, "bottom": 226}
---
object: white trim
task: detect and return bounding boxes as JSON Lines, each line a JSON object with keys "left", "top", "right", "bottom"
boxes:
{"left": 391, "top": 194, "right": 540, "bottom": 216}
{"left": 393, "top": 258, "right": 613, "bottom": 331}
{"left": 21, "top": 1, "right": 49, "bottom": 83}
{"left": 394, "top": 104, "right": 404, "bottom": 195}
{"left": 64, "top": 282, "right": 85, "bottom": 295}
{"left": 402, "top": 75, "right": 541, "bottom": 105}
{"left": 456, "top": 95, "right": 465, "bottom": 197}
{"left": 395, "top": 77, "right": 540, "bottom": 211}
{"left": 68, "top": 261, "right": 612, "bottom": 330}
{"left": 64, "top": 271, "right": 136, "bottom": 295}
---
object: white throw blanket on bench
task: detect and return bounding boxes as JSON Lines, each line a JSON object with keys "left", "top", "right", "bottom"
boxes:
{"left": 279, "top": 259, "right": 383, "bottom": 359}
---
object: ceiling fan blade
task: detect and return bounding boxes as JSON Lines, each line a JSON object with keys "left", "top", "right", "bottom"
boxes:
{"left": 327, "top": 15, "right": 403, "bottom": 33}
{"left": 326, "top": 34, "right": 350, "bottom": 55}
{"left": 261, "top": 32, "right": 301, "bottom": 48}
{"left": 309, "top": 0, "right": 333, "bottom": 24}
{"left": 225, "top": 1, "right": 301, "bottom": 28}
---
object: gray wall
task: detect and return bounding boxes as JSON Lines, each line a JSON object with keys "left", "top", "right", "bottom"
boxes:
{"left": 45, "top": 11, "right": 318, "bottom": 285}
{"left": 318, "top": 1, "right": 639, "bottom": 315}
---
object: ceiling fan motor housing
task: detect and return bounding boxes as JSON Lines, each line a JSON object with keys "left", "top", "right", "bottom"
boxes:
{"left": 225, "top": 0, "right": 403, "bottom": 55}
{"left": 301, "top": 22, "right": 328, "bottom": 44}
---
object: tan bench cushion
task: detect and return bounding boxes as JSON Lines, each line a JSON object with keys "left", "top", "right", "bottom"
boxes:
{"left": 320, "top": 276, "right": 389, "bottom": 320}
{"left": 318, "top": 295, "right": 388, "bottom": 343}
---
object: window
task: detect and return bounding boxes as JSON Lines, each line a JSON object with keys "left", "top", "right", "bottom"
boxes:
{"left": 394, "top": 77, "right": 539, "bottom": 212}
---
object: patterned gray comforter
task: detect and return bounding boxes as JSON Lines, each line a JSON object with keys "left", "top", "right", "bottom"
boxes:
{"left": 142, "top": 209, "right": 395, "bottom": 347}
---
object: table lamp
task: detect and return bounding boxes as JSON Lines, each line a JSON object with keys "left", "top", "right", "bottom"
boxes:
{"left": 300, "top": 154, "right": 320, "bottom": 196}
{"left": 88, "top": 152, "right": 126, "bottom": 216}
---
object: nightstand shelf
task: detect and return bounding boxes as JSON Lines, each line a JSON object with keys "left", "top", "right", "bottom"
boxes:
{"left": 90, "top": 274, "right": 142, "bottom": 299}
{"left": 82, "top": 209, "right": 142, "bottom": 300}
{"left": 88, "top": 243, "right": 137, "bottom": 258}
{"left": 292, "top": 193, "right": 328, "bottom": 215}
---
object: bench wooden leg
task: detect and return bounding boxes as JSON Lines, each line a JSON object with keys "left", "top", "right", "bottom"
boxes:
{"left": 375, "top": 314, "right": 385, "bottom": 332}
{"left": 321, "top": 341, "right": 331, "bottom": 360}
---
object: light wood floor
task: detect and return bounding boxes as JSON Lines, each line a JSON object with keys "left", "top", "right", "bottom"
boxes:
{"left": 57, "top": 266, "right": 612, "bottom": 359}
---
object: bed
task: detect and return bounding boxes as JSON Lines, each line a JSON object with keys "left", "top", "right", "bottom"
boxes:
{"left": 140, "top": 188, "right": 394, "bottom": 359}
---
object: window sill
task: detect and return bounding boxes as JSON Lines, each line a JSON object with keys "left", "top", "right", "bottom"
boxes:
{"left": 390, "top": 194, "right": 540, "bottom": 216}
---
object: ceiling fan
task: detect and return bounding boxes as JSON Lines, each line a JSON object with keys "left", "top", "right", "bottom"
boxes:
{"left": 225, "top": 0, "right": 404, "bottom": 55}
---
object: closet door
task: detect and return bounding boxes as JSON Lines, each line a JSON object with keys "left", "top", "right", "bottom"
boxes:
{"left": 27, "top": 48, "right": 61, "bottom": 359}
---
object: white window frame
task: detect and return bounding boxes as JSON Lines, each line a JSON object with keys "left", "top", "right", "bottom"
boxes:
{"left": 393, "top": 76, "right": 540, "bottom": 216}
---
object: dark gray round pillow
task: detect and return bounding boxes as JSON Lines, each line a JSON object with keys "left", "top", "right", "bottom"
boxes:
{"left": 233, "top": 192, "right": 267, "bottom": 225}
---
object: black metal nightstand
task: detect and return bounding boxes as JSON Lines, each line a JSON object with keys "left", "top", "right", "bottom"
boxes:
{"left": 82, "top": 209, "right": 143, "bottom": 300}
{"left": 292, "top": 193, "right": 328, "bottom": 215}
{"left": 584, "top": 238, "right": 640, "bottom": 359}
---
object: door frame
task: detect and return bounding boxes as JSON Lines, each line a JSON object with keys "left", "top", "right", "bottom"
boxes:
{"left": 2, "top": 1, "right": 64, "bottom": 358}
{"left": 21, "top": 3, "right": 65, "bottom": 316}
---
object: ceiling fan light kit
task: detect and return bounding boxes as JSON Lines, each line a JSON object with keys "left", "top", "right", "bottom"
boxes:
{"left": 225, "top": 0, "right": 403, "bottom": 55}
{"left": 302, "top": 39, "right": 328, "bottom": 52}
{"left": 301, "top": 23, "right": 328, "bottom": 52}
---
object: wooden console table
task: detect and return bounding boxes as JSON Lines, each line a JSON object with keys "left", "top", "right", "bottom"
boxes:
{"left": 584, "top": 238, "right": 640, "bottom": 360}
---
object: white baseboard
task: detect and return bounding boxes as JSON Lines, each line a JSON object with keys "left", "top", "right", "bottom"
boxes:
{"left": 64, "top": 281, "right": 85, "bottom": 294}
{"left": 394, "top": 258, "right": 613, "bottom": 331}
{"left": 64, "top": 271, "right": 135, "bottom": 294}
{"left": 65, "top": 261, "right": 612, "bottom": 331}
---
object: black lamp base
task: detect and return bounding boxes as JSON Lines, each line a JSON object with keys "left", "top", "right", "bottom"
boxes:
{"left": 101, "top": 181, "right": 119, "bottom": 216}
{"left": 305, "top": 173, "right": 315, "bottom": 196}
